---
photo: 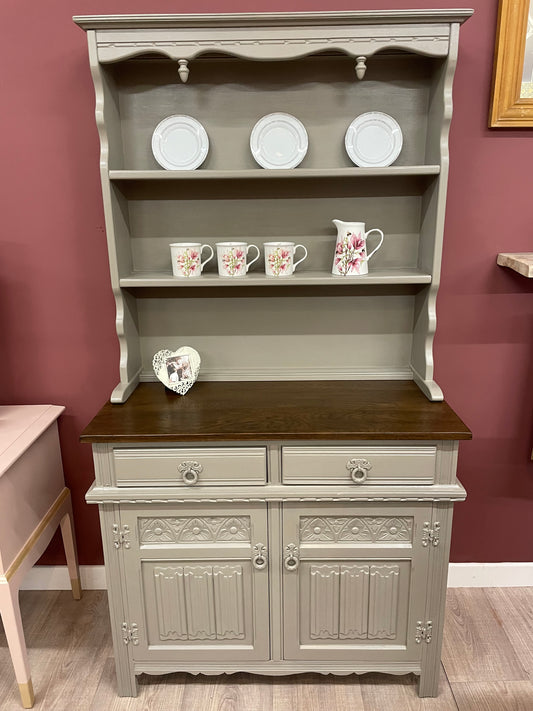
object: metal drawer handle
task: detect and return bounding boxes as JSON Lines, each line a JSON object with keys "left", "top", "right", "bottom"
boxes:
{"left": 252, "top": 543, "right": 268, "bottom": 570}
{"left": 284, "top": 543, "right": 300, "bottom": 571}
{"left": 346, "top": 458, "right": 372, "bottom": 485}
{"left": 178, "top": 460, "right": 203, "bottom": 486}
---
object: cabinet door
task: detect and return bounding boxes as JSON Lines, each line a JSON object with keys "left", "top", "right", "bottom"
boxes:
{"left": 120, "top": 502, "right": 270, "bottom": 662}
{"left": 282, "top": 502, "right": 431, "bottom": 662}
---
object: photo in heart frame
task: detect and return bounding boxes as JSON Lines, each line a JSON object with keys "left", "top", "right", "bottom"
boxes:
{"left": 152, "top": 346, "right": 201, "bottom": 395}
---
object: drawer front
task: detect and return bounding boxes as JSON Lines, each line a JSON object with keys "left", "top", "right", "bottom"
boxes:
{"left": 281, "top": 446, "right": 436, "bottom": 485}
{"left": 113, "top": 447, "right": 267, "bottom": 487}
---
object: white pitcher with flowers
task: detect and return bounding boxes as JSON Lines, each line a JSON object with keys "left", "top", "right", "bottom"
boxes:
{"left": 332, "top": 220, "right": 384, "bottom": 276}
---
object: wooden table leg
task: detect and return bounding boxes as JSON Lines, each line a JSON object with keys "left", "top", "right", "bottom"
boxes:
{"left": 59, "top": 492, "right": 82, "bottom": 600}
{"left": 0, "top": 581, "right": 35, "bottom": 708}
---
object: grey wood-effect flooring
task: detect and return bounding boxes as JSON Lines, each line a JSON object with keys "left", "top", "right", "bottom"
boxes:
{"left": 0, "top": 588, "right": 532, "bottom": 710}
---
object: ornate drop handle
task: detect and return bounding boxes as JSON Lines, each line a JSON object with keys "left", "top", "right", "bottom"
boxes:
{"left": 178, "top": 460, "right": 203, "bottom": 486}
{"left": 346, "top": 458, "right": 372, "bottom": 485}
{"left": 252, "top": 543, "right": 268, "bottom": 570}
{"left": 284, "top": 543, "right": 300, "bottom": 571}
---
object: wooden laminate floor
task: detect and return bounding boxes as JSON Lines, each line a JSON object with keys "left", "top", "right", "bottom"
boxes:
{"left": 0, "top": 588, "right": 532, "bottom": 710}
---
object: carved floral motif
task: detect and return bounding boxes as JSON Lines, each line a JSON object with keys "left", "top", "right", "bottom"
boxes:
{"left": 139, "top": 516, "right": 251, "bottom": 543}
{"left": 300, "top": 516, "right": 412, "bottom": 543}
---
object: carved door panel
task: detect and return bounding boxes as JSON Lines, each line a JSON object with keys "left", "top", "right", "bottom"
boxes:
{"left": 121, "top": 502, "right": 269, "bottom": 662}
{"left": 282, "top": 502, "right": 431, "bottom": 662}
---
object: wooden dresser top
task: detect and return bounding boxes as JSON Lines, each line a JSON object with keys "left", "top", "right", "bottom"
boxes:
{"left": 80, "top": 382, "right": 471, "bottom": 443}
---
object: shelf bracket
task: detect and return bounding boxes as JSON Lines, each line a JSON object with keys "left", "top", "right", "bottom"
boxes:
{"left": 355, "top": 56, "right": 367, "bottom": 80}
{"left": 178, "top": 59, "right": 189, "bottom": 83}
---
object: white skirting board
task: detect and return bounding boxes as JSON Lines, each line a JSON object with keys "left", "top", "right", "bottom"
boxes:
{"left": 18, "top": 563, "right": 533, "bottom": 591}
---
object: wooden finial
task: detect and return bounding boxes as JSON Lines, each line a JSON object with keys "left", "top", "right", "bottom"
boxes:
{"left": 355, "top": 56, "right": 367, "bottom": 80}
{"left": 178, "top": 59, "right": 189, "bottom": 83}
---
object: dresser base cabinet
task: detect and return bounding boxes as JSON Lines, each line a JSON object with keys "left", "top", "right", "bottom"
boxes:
{"left": 82, "top": 382, "right": 470, "bottom": 698}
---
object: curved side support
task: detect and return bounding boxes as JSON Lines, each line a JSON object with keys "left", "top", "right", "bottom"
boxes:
{"left": 114, "top": 290, "right": 141, "bottom": 397}
{"left": 411, "top": 369, "right": 444, "bottom": 402}
{"left": 411, "top": 23, "right": 460, "bottom": 399}
{"left": 111, "top": 370, "right": 141, "bottom": 403}
{"left": 89, "top": 32, "right": 142, "bottom": 402}
{"left": 88, "top": 32, "right": 108, "bottom": 174}
{"left": 436, "top": 24, "right": 459, "bottom": 230}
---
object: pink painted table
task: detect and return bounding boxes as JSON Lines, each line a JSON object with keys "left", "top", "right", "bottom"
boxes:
{"left": 0, "top": 405, "right": 81, "bottom": 708}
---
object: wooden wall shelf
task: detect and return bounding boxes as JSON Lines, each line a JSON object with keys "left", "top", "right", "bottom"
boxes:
{"left": 497, "top": 253, "right": 533, "bottom": 278}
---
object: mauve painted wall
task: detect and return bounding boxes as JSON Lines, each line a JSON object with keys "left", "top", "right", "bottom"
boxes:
{"left": 1, "top": 0, "right": 532, "bottom": 565}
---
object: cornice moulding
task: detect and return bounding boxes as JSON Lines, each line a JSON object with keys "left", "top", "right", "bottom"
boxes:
{"left": 73, "top": 10, "right": 474, "bottom": 32}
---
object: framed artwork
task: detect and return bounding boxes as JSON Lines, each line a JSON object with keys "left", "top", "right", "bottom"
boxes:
{"left": 490, "top": 0, "right": 533, "bottom": 127}
{"left": 152, "top": 346, "right": 201, "bottom": 395}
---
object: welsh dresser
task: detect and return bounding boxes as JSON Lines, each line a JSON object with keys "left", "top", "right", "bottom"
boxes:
{"left": 76, "top": 10, "right": 472, "bottom": 697}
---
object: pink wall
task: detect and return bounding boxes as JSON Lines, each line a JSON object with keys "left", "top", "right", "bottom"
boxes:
{"left": 1, "top": 0, "right": 532, "bottom": 565}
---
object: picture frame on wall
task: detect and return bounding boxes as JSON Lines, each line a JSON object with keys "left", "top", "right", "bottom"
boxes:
{"left": 490, "top": 0, "right": 533, "bottom": 126}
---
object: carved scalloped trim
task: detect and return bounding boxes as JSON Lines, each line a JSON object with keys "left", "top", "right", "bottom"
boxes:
{"left": 96, "top": 34, "right": 450, "bottom": 64}
{"left": 133, "top": 660, "right": 421, "bottom": 676}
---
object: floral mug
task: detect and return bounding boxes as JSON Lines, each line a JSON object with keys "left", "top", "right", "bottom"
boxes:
{"left": 216, "top": 242, "right": 260, "bottom": 277}
{"left": 332, "top": 220, "right": 384, "bottom": 276}
{"left": 264, "top": 241, "right": 308, "bottom": 277}
{"left": 170, "top": 242, "right": 214, "bottom": 278}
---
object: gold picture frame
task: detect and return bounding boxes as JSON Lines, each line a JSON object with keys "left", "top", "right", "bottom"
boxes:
{"left": 490, "top": 0, "right": 533, "bottom": 127}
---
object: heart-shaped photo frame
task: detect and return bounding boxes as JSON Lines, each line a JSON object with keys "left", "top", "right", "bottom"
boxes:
{"left": 152, "top": 346, "right": 201, "bottom": 395}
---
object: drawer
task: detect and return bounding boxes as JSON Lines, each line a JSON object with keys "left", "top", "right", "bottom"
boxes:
{"left": 281, "top": 446, "right": 436, "bottom": 485}
{"left": 112, "top": 447, "right": 266, "bottom": 487}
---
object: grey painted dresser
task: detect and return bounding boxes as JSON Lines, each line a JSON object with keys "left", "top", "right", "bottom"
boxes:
{"left": 75, "top": 10, "right": 472, "bottom": 699}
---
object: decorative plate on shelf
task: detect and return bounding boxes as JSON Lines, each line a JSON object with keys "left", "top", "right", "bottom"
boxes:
{"left": 250, "top": 113, "right": 308, "bottom": 169}
{"left": 151, "top": 115, "right": 209, "bottom": 170}
{"left": 345, "top": 112, "right": 403, "bottom": 167}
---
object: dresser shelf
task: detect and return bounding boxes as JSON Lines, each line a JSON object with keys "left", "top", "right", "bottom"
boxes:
{"left": 120, "top": 269, "right": 433, "bottom": 289}
{"left": 109, "top": 166, "right": 441, "bottom": 181}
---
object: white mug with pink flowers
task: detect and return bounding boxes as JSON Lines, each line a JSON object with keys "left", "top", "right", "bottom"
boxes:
{"left": 170, "top": 242, "right": 214, "bottom": 278}
{"left": 264, "top": 241, "right": 308, "bottom": 277}
{"left": 332, "top": 220, "right": 384, "bottom": 276}
{"left": 216, "top": 242, "right": 260, "bottom": 277}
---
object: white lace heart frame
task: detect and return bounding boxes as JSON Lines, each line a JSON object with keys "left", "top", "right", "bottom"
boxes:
{"left": 152, "top": 347, "right": 201, "bottom": 395}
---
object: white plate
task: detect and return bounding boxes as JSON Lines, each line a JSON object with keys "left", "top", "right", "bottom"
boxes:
{"left": 250, "top": 113, "right": 308, "bottom": 169}
{"left": 345, "top": 112, "right": 403, "bottom": 167}
{"left": 151, "top": 115, "right": 209, "bottom": 170}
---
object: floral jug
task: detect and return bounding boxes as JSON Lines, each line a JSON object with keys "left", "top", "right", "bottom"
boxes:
{"left": 332, "top": 220, "right": 384, "bottom": 276}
